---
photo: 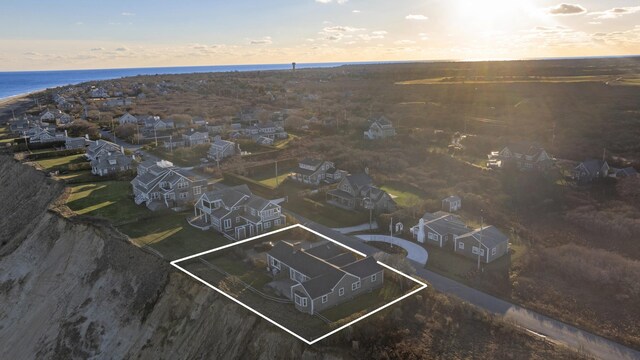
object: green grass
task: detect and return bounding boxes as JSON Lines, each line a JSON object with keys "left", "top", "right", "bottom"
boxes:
{"left": 0, "top": 137, "right": 18, "bottom": 143}
{"left": 206, "top": 256, "right": 273, "bottom": 289}
{"left": 273, "top": 133, "right": 298, "bottom": 149}
{"left": 36, "top": 154, "right": 86, "bottom": 171}
{"left": 66, "top": 181, "right": 147, "bottom": 224}
{"left": 257, "top": 173, "right": 289, "bottom": 188}
{"left": 57, "top": 170, "right": 96, "bottom": 183}
{"left": 396, "top": 75, "right": 635, "bottom": 85}
{"left": 283, "top": 196, "right": 369, "bottom": 228}
{"left": 380, "top": 183, "right": 424, "bottom": 207}
{"left": 119, "top": 213, "right": 228, "bottom": 261}
{"left": 320, "top": 277, "right": 404, "bottom": 322}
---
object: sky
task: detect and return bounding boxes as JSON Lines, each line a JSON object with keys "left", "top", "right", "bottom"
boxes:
{"left": 0, "top": 0, "right": 639, "bottom": 71}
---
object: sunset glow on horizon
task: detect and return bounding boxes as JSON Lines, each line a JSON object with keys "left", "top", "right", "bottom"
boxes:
{"left": 1, "top": 0, "right": 639, "bottom": 71}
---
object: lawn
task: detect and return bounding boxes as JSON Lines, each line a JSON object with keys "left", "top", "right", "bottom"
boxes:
{"left": 283, "top": 196, "right": 369, "bottom": 228}
{"left": 119, "top": 213, "right": 229, "bottom": 261}
{"left": 66, "top": 181, "right": 148, "bottom": 224}
{"left": 380, "top": 182, "right": 424, "bottom": 207}
{"left": 57, "top": 170, "right": 96, "bottom": 183}
{"left": 36, "top": 154, "right": 87, "bottom": 171}
{"left": 320, "top": 277, "right": 405, "bottom": 323}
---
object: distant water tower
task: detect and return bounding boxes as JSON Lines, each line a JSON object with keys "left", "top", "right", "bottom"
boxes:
{"left": 292, "top": 62, "right": 296, "bottom": 71}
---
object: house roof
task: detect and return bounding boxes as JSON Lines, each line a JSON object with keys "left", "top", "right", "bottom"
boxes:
{"left": 458, "top": 225, "right": 509, "bottom": 248}
{"left": 345, "top": 173, "right": 373, "bottom": 191}
{"left": 91, "top": 152, "right": 133, "bottom": 169}
{"left": 425, "top": 214, "right": 470, "bottom": 236}
{"left": 613, "top": 167, "right": 638, "bottom": 177}
{"left": 578, "top": 159, "right": 607, "bottom": 175}
{"left": 203, "top": 185, "right": 252, "bottom": 208}
{"left": 300, "top": 158, "right": 323, "bottom": 168}
{"left": 298, "top": 271, "right": 346, "bottom": 299}
{"left": 304, "top": 242, "right": 345, "bottom": 260}
{"left": 341, "top": 257, "right": 382, "bottom": 278}
{"left": 269, "top": 241, "right": 343, "bottom": 280}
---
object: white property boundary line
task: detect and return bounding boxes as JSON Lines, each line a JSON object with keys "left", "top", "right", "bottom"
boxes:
{"left": 171, "top": 224, "right": 428, "bottom": 345}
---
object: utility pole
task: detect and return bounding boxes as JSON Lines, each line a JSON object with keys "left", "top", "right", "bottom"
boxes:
{"left": 154, "top": 126, "right": 158, "bottom": 147}
{"left": 275, "top": 160, "right": 279, "bottom": 187}
{"left": 477, "top": 215, "right": 484, "bottom": 271}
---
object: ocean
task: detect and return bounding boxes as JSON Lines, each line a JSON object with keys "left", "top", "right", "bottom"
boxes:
{"left": 0, "top": 62, "right": 374, "bottom": 100}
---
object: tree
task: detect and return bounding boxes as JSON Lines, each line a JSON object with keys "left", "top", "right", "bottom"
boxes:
{"left": 617, "top": 176, "right": 640, "bottom": 205}
{"left": 169, "top": 114, "right": 192, "bottom": 127}
{"left": 114, "top": 124, "right": 137, "bottom": 141}
{"left": 66, "top": 119, "right": 99, "bottom": 139}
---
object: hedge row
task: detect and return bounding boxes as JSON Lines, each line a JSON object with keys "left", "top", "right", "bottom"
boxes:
{"left": 12, "top": 140, "right": 65, "bottom": 152}
{"left": 25, "top": 148, "right": 86, "bottom": 161}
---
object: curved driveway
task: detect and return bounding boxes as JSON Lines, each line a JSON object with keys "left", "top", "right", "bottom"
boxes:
{"left": 355, "top": 234, "right": 428, "bottom": 265}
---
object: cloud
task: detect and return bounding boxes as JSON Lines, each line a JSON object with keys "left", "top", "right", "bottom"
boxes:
{"left": 547, "top": 3, "right": 586, "bottom": 15}
{"left": 315, "top": 0, "right": 347, "bottom": 4}
{"left": 249, "top": 36, "right": 272, "bottom": 45}
{"left": 395, "top": 40, "right": 416, "bottom": 45}
{"left": 90, "top": 47, "right": 105, "bottom": 51}
{"left": 75, "top": 22, "right": 84, "bottom": 25}
{"left": 589, "top": 6, "right": 640, "bottom": 19}
{"left": 405, "top": 14, "right": 428, "bottom": 20}
{"left": 419, "top": 33, "right": 429, "bottom": 41}
{"left": 322, "top": 25, "right": 365, "bottom": 32}
{"left": 352, "top": 10, "right": 360, "bottom": 13}
{"left": 372, "top": 30, "right": 387, "bottom": 36}
{"left": 121, "top": 12, "right": 135, "bottom": 16}
{"left": 115, "top": 47, "right": 129, "bottom": 52}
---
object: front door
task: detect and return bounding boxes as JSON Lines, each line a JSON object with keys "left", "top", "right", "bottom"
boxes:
{"left": 256, "top": 223, "right": 263, "bottom": 234}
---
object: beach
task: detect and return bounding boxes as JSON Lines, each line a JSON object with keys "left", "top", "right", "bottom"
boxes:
{"left": 0, "top": 93, "right": 36, "bottom": 124}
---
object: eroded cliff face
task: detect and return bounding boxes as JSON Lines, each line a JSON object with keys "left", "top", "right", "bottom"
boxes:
{"left": 0, "top": 156, "right": 348, "bottom": 359}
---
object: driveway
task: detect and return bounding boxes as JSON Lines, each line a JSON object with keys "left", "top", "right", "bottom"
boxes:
{"left": 332, "top": 221, "right": 378, "bottom": 234}
{"left": 355, "top": 234, "right": 428, "bottom": 265}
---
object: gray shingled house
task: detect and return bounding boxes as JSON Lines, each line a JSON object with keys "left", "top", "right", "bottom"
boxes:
{"left": 190, "top": 185, "right": 285, "bottom": 240}
{"left": 290, "top": 158, "right": 347, "bottom": 186}
{"left": 266, "top": 241, "right": 383, "bottom": 315}
{"left": 131, "top": 160, "right": 207, "bottom": 211}
{"left": 411, "top": 211, "right": 470, "bottom": 248}
{"left": 327, "top": 172, "right": 396, "bottom": 213}
{"left": 454, "top": 226, "right": 509, "bottom": 263}
{"left": 442, "top": 195, "right": 462, "bottom": 212}
{"left": 91, "top": 150, "right": 133, "bottom": 176}
{"left": 572, "top": 159, "right": 610, "bottom": 184}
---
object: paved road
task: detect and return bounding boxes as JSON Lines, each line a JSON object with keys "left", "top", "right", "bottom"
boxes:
{"left": 284, "top": 209, "right": 640, "bottom": 360}
{"left": 355, "top": 234, "right": 428, "bottom": 265}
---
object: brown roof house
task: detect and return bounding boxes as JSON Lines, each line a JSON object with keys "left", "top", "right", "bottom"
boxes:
{"left": 267, "top": 241, "right": 383, "bottom": 315}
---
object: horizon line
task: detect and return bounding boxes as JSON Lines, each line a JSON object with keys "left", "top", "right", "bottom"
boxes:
{"left": 1, "top": 54, "right": 639, "bottom": 73}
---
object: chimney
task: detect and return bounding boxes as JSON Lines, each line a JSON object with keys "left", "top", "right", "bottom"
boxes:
{"left": 364, "top": 167, "right": 369, "bottom": 175}
{"left": 64, "top": 130, "right": 68, "bottom": 138}
{"left": 121, "top": 145, "right": 125, "bottom": 154}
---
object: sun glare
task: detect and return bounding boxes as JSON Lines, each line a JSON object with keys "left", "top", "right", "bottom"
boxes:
{"left": 453, "top": 0, "right": 528, "bottom": 31}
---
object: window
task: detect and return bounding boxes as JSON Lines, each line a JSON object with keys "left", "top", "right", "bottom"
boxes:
{"left": 193, "top": 186, "right": 202, "bottom": 195}
{"left": 224, "top": 219, "right": 231, "bottom": 229}
{"left": 270, "top": 257, "right": 280, "bottom": 269}
{"left": 428, "top": 232, "right": 437, "bottom": 241}
{"left": 322, "top": 295, "right": 328, "bottom": 304}
{"left": 235, "top": 217, "right": 241, "bottom": 223}
{"left": 179, "top": 192, "right": 188, "bottom": 199}
{"left": 151, "top": 192, "right": 160, "bottom": 200}
{"left": 274, "top": 219, "right": 281, "bottom": 226}
{"left": 472, "top": 246, "right": 485, "bottom": 256}
{"left": 338, "top": 288, "right": 345, "bottom": 296}
{"left": 265, "top": 222, "right": 271, "bottom": 229}
{"left": 352, "top": 281, "right": 361, "bottom": 291}
{"left": 178, "top": 181, "right": 188, "bottom": 189}
{"left": 458, "top": 242, "right": 464, "bottom": 250}
{"left": 492, "top": 247, "right": 497, "bottom": 256}
{"left": 294, "top": 294, "right": 307, "bottom": 307}
{"left": 371, "top": 274, "right": 377, "bottom": 282}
